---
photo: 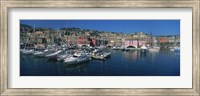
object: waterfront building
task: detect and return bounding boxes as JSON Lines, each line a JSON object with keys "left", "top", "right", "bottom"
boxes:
{"left": 131, "top": 32, "right": 150, "bottom": 39}
{"left": 77, "top": 37, "right": 90, "bottom": 47}
{"left": 77, "top": 36, "right": 108, "bottom": 47}
{"left": 167, "top": 35, "right": 180, "bottom": 45}
{"left": 64, "top": 35, "right": 78, "bottom": 45}
{"left": 157, "top": 35, "right": 180, "bottom": 45}
{"left": 108, "top": 36, "right": 122, "bottom": 47}
{"left": 108, "top": 38, "right": 115, "bottom": 46}
{"left": 124, "top": 39, "right": 146, "bottom": 48}
{"left": 115, "top": 36, "right": 123, "bottom": 47}
{"left": 168, "top": 36, "right": 175, "bottom": 43}
{"left": 91, "top": 38, "right": 97, "bottom": 46}
{"left": 19, "top": 24, "right": 180, "bottom": 49}
{"left": 95, "top": 38, "right": 108, "bottom": 46}
{"left": 158, "top": 37, "right": 169, "bottom": 43}
{"left": 121, "top": 38, "right": 126, "bottom": 47}
{"left": 35, "top": 31, "right": 44, "bottom": 44}
{"left": 175, "top": 35, "right": 180, "bottom": 46}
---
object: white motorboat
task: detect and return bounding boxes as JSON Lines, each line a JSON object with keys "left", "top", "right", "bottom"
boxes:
{"left": 170, "top": 48, "right": 175, "bottom": 51}
{"left": 20, "top": 49, "right": 26, "bottom": 53}
{"left": 33, "top": 51, "right": 44, "bottom": 56}
{"left": 92, "top": 54, "right": 105, "bottom": 60}
{"left": 45, "top": 50, "right": 62, "bottom": 59}
{"left": 22, "top": 49, "right": 34, "bottom": 55}
{"left": 112, "top": 46, "right": 117, "bottom": 50}
{"left": 64, "top": 54, "right": 90, "bottom": 65}
{"left": 57, "top": 54, "right": 72, "bottom": 61}
{"left": 170, "top": 46, "right": 180, "bottom": 52}
{"left": 174, "top": 46, "right": 180, "bottom": 52}
{"left": 33, "top": 49, "right": 49, "bottom": 57}
{"left": 91, "top": 52, "right": 108, "bottom": 60}
{"left": 140, "top": 45, "right": 147, "bottom": 53}
{"left": 103, "top": 52, "right": 111, "bottom": 58}
{"left": 148, "top": 47, "right": 160, "bottom": 52}
{"left": 121, "top": 48, "right": 129, "bottom": 51}
{"left": 57, "top": 51, "right": 72, "bottom": 61}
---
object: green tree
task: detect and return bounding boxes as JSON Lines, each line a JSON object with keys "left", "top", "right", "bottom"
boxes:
{"left": 65, "top": 31, "right": 70, "bottom": 36}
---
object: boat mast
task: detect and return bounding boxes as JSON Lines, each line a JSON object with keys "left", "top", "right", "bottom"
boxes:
{"left": 33, "top": 24, "right": 35, "bottom": 33}
{"left": 57, "top": 28, "right": 58, "bottom": 45}
{"left": 150, "top": 31, "right": 153, "bottom": 47}
{"left": 104, "top": 31, "right": 106, "bottom": 46}
{"left": 24, "top": 27, "right": 28, "bottom": 49}
{"left": 66, "top": 21, "right": 69, "bottom": 46}
{"left": 174, "top": 35, "right": 177, "bottom": 47}
{"left": 33, "top": 24, "right": 36, "bottom": 46}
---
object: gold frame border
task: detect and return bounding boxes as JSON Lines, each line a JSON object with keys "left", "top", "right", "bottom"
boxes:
{"left": 0, "top": 0, "right": 199, "bottom": 95}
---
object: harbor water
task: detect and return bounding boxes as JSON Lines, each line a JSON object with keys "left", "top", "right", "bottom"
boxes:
{"left": 20, "top": 50, "right": 180, "bottom": 76}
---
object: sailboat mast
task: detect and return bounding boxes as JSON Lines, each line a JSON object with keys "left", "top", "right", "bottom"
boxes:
{"left": 174, "top": 35, "right": 177, "bottom": 47}
{"left": 33, "top": 24, "right": 35, "bottom": 33}
{"left": 57, "top": 28, "right": 58, "bottom": 45}
{"left": 66, "top": 21, "right": 69, "bottom": 46}
{"left": 150, "top": 31, "right": 153, "bottom": 47}
{"left": 24, "top": 27, "right": 28, "bottom": 49}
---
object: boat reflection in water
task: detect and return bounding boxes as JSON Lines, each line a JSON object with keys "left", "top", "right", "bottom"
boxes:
{"left": 123, "top": 50, "right": 147, "bottom": 61}
{"left": 64, "top": 62, "right": 89, "bottom": 72}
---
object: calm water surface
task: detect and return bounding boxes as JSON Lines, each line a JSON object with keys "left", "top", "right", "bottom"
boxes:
{"left": 20, "top": 50, "right": 180, "bottom": 76}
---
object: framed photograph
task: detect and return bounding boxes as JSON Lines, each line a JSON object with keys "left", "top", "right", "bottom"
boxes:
{"left": 1, "top": 0, "right": 199, "bottom": 95}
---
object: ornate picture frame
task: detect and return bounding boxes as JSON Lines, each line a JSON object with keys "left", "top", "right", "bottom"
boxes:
{"left": 0, "top": 0, "right": 199, "bottom": 95}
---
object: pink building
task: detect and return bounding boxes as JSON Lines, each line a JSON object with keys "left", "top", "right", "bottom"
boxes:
{"left": 77, "top": 37, "right": 89, "bottom": 46}
{"left": 124, "top": 39, "right": 146, "bottom": 48}
{"left": 158, "top": 37, "right": 169, "bottom": 43}
{"left": 77, "top": 37, "right": 97, "bottom": 46}
{"left": 91, "top": 39, "right": 96, "bottom": 46}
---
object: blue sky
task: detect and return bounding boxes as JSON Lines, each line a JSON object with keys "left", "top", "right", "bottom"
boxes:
{"left": 20, "top": 20, "right": 180, "bottom": 36}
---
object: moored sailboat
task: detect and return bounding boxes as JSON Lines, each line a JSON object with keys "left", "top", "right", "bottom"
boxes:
{"left": 33, "top": 49, "right": 49, "bottom": 57}
{"left": 45, "top": 50, "right": 62, "bottom": 59}
{"left": 22, "top": 49, "right": 35, "bottom": 55}
{"left": 148, "top": 47, "right": 160, "bottom": 52}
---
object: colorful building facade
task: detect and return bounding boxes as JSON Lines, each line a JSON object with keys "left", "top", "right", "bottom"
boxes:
{"left": 77, "top": 37, "right": 90, "bottom": 46}
{"left": 158, "top": 37, "right": 169, "bottom": 43}
{"left": 124, "top": 39, "right": 146, "bottom": 48}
